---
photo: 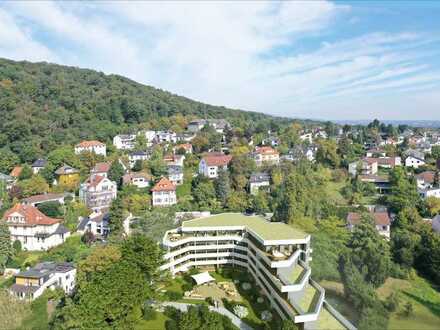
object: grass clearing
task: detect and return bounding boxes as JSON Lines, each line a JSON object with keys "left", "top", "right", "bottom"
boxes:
{"left": 378, "top": 275, "right": 440, "bottom": 330}
{"left": 135, "top": 312, "right": 170, "bottom": 330}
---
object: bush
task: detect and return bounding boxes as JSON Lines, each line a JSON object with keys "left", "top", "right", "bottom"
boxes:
{"left": 402, "top": 302, "right": 414, "bottom": 317}
{"left": 385, "top": 293, "right": 400, "bottom": 312}
{"left": 142, "top": 304, "right": 157, "bottom": 321}
{"left": 12, "top": 240, "right": 21, "bottom": 253}
{"left": 165, "top": 319, "right": 178, "bottom": 330}
{"left": 37, "top": 201, "right": 63, "bottom": 218}
{"left": 166, "top": 290, "right": 183, "bottom": 301}
{"left": 164, "top": 306, "right": 181, "bottom": 320}
{"left": 205, "top": 296, "right": 214, "bottom": 306}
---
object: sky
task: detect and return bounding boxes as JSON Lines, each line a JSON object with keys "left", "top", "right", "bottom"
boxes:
{"left": 1, "top": 1, "right": 440, "bottom": 120}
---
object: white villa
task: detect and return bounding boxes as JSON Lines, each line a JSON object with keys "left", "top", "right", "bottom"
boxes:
{"left": 199, "top": 153, "right": 232, "bottom": 179}
{"left": 79, "top": 175, "right": 117, "bottom": 211}
{"left": 151, "top": 177, "right": 177, "bottom": 207}
{"left": 74, "top": 140, "right": 106, "bottom": 156}
{"left": 160, "top": 213, "right": 355, "bottom": 330}
{"left": 113, "top": 134, "right": 136, "bottom": 150}
{"left": 2, "top": 204, "right": 70, "bottom": 251}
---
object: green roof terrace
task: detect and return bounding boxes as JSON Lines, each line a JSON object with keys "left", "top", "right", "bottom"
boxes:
{"left": 181, "top": 213, "right": 308, "bottom": 242}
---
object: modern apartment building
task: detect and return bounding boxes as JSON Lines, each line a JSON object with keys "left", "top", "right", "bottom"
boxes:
{"left": 160, "top": 213, "right": 355, "bottom": 330}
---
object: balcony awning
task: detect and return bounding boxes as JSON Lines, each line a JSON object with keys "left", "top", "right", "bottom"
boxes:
{"left": 191, "top": 272, "right": 215, "bottom": 285}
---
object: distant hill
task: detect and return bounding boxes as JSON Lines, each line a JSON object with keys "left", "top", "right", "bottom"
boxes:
{"left": 0, "top": 58, "right": 298, "bottom": 160}
{"left": 333, "top": 119, "right": 440, "bottom": 128}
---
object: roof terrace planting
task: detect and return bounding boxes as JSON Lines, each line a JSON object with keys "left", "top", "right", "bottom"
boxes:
{"left": 181, "top": 213, "right": 308, "bottom": 242}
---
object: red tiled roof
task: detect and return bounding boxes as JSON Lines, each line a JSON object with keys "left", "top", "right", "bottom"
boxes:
{"left": 347, "top": 212, "right": 391, "bottom": 226}
{"left": 176, "top": 143, "right": 192, "bottom": 151}
{"left": 151, "top": 177, "right": 176, "bottom": 192}
{"left": 255, "top": 146, "right": 279, "bottom": 155}
{"left": 202, "top": 153, "right": 232, "bottom": 167}
{"left": 3, "top": 204, "right": 61, "bottom": 226}
{"left": 86, "top": 175, "right": 105, "bottom": 188}
{"left": 76, "top": 140, "right": 105, "bottom": 148}
{"left": 416, "top": 171, "right": 435, "bottom": 184}
{"left": 10, "top": 166, "right": 23, "bottom": 177}
{"left": 22, "top": 193, "right": 65, "bottom": 204}
{"left": 92, "top": 162, "right": 111, "bottom": 173}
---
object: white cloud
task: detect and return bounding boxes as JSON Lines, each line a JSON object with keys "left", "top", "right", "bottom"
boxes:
{"left": 0, "top": 1, "right": 439, "bottom": 120}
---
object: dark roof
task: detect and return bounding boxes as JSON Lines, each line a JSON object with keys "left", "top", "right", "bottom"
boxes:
{"left": 53, "top": 224, "right": 69, "bottom": 235}
{"left": 22, "top": 193, "right": 65, "bottom": 204}
{"left": 32, "top": 159, "right": 47, "bottom": 168}
{"left": 168, "top": 165, "right": 183, "bottom": 175}
{"left": 16, "top": 262, "right": 75, "bottom": 279}
{"left": 10, "top": 284, "right": 39, "bottom": 294}
{"left": 250, "top": 172, "right": 270, "bottom": 183}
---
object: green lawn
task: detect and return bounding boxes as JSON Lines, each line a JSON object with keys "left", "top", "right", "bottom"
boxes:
{"left": 135, "top": 312, "right": 170, "bottom": 330}
{"left": 298, "top": 285, "right": 320, "bottom": 313}
{"left": 377, "top": 275, "right": 440, "bottom": 330}
{"left": 325, "top": 180, "right": 348, "bottom": 206}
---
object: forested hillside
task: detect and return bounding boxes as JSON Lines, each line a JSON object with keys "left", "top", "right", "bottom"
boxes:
{"left": 0, "top": 58, "right": 296, "bottom": 162}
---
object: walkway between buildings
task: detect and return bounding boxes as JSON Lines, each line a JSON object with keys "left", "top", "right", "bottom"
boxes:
{"left": 162, "top": 301, "right": 254, "bottom": 330}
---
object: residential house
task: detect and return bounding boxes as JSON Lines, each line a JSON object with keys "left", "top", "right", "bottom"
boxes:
{"left": 22, "top": 193, "right": 69, "bottom": 207}
{"left": 253, "top": 146, "right": 280, "bottom": 166}
{"left": 0, "top": 173, "right": 14, "bottom": 190}
{"left": 91, "top": 162, "right": 111, "bottom": 178}
{"left": 155, "top": 131, "right": 177, "bottom": 144}
{"left": 419, "top": 187, "right": 440, "bottom": 199}
{"left": 249, "top": 172, "right": 270, "bottom": 195}
{"left": 346, "top": 211, "right": 391, "bottom": 239}
{"left": 348, "top": 158, "right": 378, "bottom": 177}
{"left": 199, "top": 153, "right": 232, "bottom": 178}
{"left": 299, "top": 132, "right": 313, "bottom": 144}
{"left": 79, "top": 175, "right": 117, "bottom": 211}
{"left": 143, "top": 130, "right": 157, "bottom": 146}
{"left": 187, "top": 119, "right": 230, "bottom": 134}
{"left": 10, "top": 262, "right": 76, "bottom": 301}
{"left": 151, "top": 177, "right": 177, "bottom": 207}
{"left": 129, "top": 151, "right": 150, "bottom": 169}
{"left": 176, "top": 132, "right": 196, "bottom": 142}
{"left": 113, "top": 134, "right": 136, "bottom": 150}
{"left": 2, "top": 204, "right": 70, "bottom": 251}
{"left": 74, "top": 140, "right": 106, "bottom": 156}
{"left": 168, "top": 165, "right": 184, "bottom": 185}
{"left": 261, "top": 136, "right": 280, "bottom": 147}
{"left": 416, "top": 171, "right": 436, "bottom": 189}
{"left": 122, "top": 172, "right": 151, "bottom": 189}
{"left": 376, "top": 157, "right": 401, "bottom": 168}
{"left": 358, "top": 175, "right": 391, "bottom": 194}
{"left": 31, "top": 159, "right": 47, "bottom": 174}
{"left": 77, "top": 210, "right": 110, "bottom": 237}
{"left": 365, "top": 148, "right": 386, "bottom": 157}
{"left": 405, "top": 149, "right": 426, "bottom": 168}
{"left": 54, "top": 165, "right": 80, "bottom": 187}
{"left": 164, "top": 154, "right": 185, "bottom": 167}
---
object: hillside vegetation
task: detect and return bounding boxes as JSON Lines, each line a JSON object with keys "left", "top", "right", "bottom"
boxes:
{"left": 0, "top": 58, "right": 294, "bottom": 162}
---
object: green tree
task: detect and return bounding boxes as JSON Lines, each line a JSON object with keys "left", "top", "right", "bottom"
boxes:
{"left": 108, "top": 196, "right": 125, "bottom": 238}
{"left": 37, "top": 201, "right": 63, "bottom": 218}
{"left": 17, "top": 175, "right": 50, "bottom": 197}
{"left": 346, "top": 216, "right": 391, "bottom": 287}
{"left": 192, "top": 178, "right": 218, "bottom": 210}
{"left": 108, "top": 161, "right": 125, "bottom": 188}
{"left": 18, "top": 165, "right": 32, "bottom": 181}
{"left": 387, "top": 167, "right": 420, "bottom": 213}
{"left": 147, "top": 149, "right": 167, "bottom": 178}
{"left": 0, "top": 220, "right": 13, "bottom": 271}
{"left": 316, "top": 139, "right": 340, "bottom": 168}
{"left": 0, "top": 148, "right": 19, "bottom": 174}
{"left": 214, "top": 168, "right": 231, "bottom": 206}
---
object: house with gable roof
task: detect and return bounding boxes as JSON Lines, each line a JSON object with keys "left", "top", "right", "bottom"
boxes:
{"left": 198, "top": 153, "right": 232, "bottom": 178}
{"left": 2, "top": 204, "right": 70, "bottom": 250}
{"left": 79, "top": 175, "right": 117, "bottom": 211}
{"left": 74, "top": 140, "right": 106, "bottom": 156}
{"left": 151, "top": 177, "right": 176, "bottom": 207}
